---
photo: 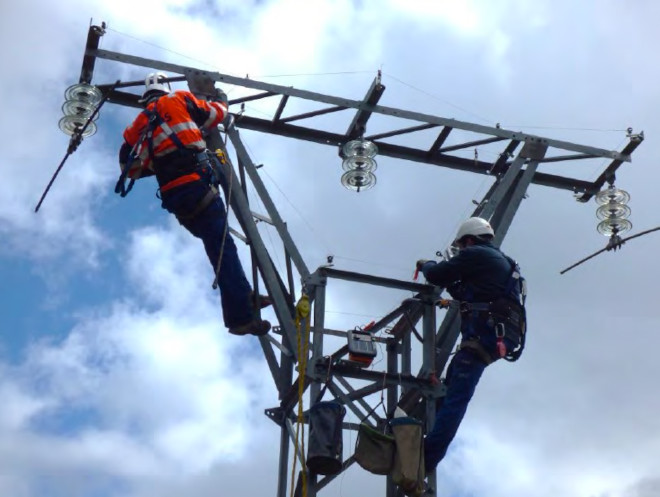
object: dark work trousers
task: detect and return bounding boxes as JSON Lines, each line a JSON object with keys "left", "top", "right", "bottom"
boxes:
{"left": 160, "top": 179, "right": 254, "bottom": 328}
{"left": 424, "top": 321, "right": 519, "bottom": 471}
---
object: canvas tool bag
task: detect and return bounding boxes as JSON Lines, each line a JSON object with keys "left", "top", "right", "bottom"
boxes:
{"left": 307, "top": 401, "right": 346, "bottom": 475}
{"left": 390, "top": 417, "right": 425, "bottom": 495}
{"left": 354, "top": 422, "right": 395, "bottom": 475}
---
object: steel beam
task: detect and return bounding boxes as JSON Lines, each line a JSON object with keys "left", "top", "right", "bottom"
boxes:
{"left": 79, "top": 24, "right": 105, "bottom": 84}
{"left": 90, "top": 48, "right": 631, "bottom": 161}
{"left": 327, "top": 382, "right": 369, "bottom": 424}
{"left": 438, "top": 136, "right": 506, "bottom": 153}
{"left": 423, "top": 298, "right": 437, "bottom": 497}
{"left": 231, "top": 90, "right": 277, "bottom": 105}
{"left": 317, "top": 361, "right": 438, "bottom": 394}
{"left": 346, "top": 72, "right": 386, "bottom": 140}
{"left": 479, "top": 153, "right": 527, "bottom": 220}
{"left": 227, "top": 127, "right": 310, "bottom": 279}
{"left": 579, "top": 133, "right": 645, "bottom": 202}
{"left": 538, "top": 153, "right": 596, "bottom": 163}
{"left": 273, "top": 95, "right": 290, "bottom": 122}
{"left": 390, "top": 301, "right": 424, "bottom": 341}
{"left": 280, "top": 105, "right": 347, "bottom": 124}
{"left": 386, "top": 339, "right": 398, "bottom": 497}
{"left": 334, "top": 375, "right": 376, "bottom": 419}
{"left": 319, "top": 267, "right": 434, "bottom": 294}
{"left": 428, "top": 127, "right": 453, "bottom": 155}
{"left": 366, "top": 123, "right": 438, "bottom": 141}
{"left": 227, "top": 115, "right": 607, "bottom": 196}
{"left": 492, "top": 161, "right": 541, "bottom": 247}
{"left": 316, "top": 456, "right": 357, "bottom": 492}
{"left": 490, "top": 140, "right": 521, "bottom": 175}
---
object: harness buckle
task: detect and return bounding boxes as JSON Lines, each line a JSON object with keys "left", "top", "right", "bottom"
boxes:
{"left": 195, "top": 150, "right": 211, "bottom": 163}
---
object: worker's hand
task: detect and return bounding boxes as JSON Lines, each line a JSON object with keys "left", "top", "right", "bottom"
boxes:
{"left": 416, "top": 259, "right": 435, "bottom": 271}
{"left": 211, "top": 87, "right": 228, "bottom": 105}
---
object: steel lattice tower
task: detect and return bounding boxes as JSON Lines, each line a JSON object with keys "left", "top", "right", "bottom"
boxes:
{"left": 66, "top": 23, "right": 643, "bottom": 497}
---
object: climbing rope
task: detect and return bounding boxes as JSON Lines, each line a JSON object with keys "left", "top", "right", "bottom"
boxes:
{"left": 290, "top": 293, "right": 311, "bottom": 497}
{"left": 211, "top": 144, "right": 233, "bottom": 291}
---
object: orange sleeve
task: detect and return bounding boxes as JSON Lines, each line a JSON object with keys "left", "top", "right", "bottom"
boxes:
{"left": 178, "top": 91, "right": 228, "bottom": 130}
{"left": 120, "top": 110, "right": 154, "bottom": 179}
{"left": 123, "top": 111, "right": 150, "bottom": 146}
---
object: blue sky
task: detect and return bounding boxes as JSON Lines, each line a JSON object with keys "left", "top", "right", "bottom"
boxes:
{"left": 2, "top": 1, "right": 660, "bottom": 496}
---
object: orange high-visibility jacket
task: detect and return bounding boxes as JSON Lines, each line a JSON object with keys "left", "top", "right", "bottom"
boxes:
{"left": 121, "top": 90, "right": 228, "bottom": 179}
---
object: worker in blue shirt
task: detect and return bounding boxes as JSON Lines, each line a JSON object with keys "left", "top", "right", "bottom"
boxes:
{"left": 416, "top": 217, "right": 527, "bottom": 472}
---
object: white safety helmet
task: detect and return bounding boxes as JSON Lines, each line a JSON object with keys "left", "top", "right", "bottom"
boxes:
{"left": 454, "top": 217, "right": 494, "bottom": 244}
{"left": 142, "top": 72, "right": 171, "bottom": 98}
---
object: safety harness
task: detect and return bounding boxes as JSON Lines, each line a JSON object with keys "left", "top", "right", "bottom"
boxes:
{"left": 115, "top": 102, "right": 215, "bottom": 199}
{"left": 458, "top": 253, "right": 527, "bottom": 365}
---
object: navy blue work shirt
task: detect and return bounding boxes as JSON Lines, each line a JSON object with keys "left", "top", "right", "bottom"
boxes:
{"left": 421, "top": 242, "right": 515, "bottom": 303}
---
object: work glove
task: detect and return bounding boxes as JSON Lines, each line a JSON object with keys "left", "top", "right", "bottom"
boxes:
{"left": 416, "top": 259, "right": 436, "bottom": 271}
{"left": 210, "top": 87, "right": 228, "bottom": 106}
{"left": 413, "top": 259, "right": 436, "bottom": 281}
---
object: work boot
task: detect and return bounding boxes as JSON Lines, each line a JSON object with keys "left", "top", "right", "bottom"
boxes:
{"left": 251, "top": 292, "right": 272, "bottom": 310}
{"left": 402, "top": 481, "right": 434, "bottom": 497}
{"left": 228, "top": 318, "right": 271, "bottom": 336}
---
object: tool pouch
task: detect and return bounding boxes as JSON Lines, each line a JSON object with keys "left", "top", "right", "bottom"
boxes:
{"left": 390, "top": 417, "right": 425, "bottom": 496}
{"left": 307, "top": 401, "right": 346, "bottom": 475}
{"left": 354, "top": 422, "right": 395, "bottom": 475}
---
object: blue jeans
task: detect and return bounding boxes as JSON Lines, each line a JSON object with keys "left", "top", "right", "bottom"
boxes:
{"left": 424, "top": 322, "right": 519, "bottom": 471}
{"left": 160, "top": 179, "right": 254, "bottom": 328}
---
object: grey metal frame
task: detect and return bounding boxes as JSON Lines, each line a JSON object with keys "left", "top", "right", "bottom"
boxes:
{"left": 75, "top": 24, "right": 643, "bottom": 497}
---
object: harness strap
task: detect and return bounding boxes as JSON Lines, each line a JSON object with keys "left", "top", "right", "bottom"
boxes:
{"left": 115, "top": 127, "right": 149, "bottom": 197}
{"left": 160, "top": 172, "right": 201, "bottom": 193}
{"left": 144, "top": 107, "right": 188, "bottom": 159}
{"left": 116, "top": 102, "right": 191, "bottom": 198}
{"left": 502, "top": 253, "right": 526, "bottom": 306}
{"left": 173, "top": 188, "right": 217, "bottom": 222}
{"left": 460, "top": 302, "right": 491, "bottom": 312}
{"left": 459, "top": 340, "right": 494, "bottom": 365}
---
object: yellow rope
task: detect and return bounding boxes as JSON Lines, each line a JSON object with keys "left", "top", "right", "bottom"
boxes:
{"left": 211, "top": 147, "right": 233, "bottom": 291}
{"left": 290, "top": 294, "right": 311, "bottom": 497}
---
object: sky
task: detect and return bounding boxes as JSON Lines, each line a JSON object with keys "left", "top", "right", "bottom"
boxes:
{"left": 1, "top": 1, "right": 660, "bottom": 496}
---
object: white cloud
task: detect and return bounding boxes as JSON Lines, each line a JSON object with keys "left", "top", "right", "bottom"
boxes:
{"left": 0, "top": 380, "right": 50, "bottom": 431}
{"left": 0, "top": 224, "right": 275, "bottom": 493}
{"left": 387, "top": 0, "right": 484, "bottom": 34}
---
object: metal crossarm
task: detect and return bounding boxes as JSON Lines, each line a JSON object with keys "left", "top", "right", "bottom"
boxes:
{"left": 345, "top": 73, "right": 386, "bottom": 140}
{"left": 92, "top": 47, "right": 642, "bottom": 199}
{"left": 90, "top": 48, "right": 629, "bottom": 160}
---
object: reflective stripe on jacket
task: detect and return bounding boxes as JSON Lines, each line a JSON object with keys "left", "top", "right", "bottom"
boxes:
{"left": 121, "top": 90, "right": 227, "bottom": 178}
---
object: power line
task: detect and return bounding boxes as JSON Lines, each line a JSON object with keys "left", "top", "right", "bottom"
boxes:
{"left": 106, "top": 26, "right": 221, "bottom": 70}
{"left": 382, "top": 71, "right": 495, "bottom": 124}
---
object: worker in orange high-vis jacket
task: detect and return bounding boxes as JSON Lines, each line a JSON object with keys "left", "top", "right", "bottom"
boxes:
{"left": 118, "top": 72, "right": 271, "bottom": 336}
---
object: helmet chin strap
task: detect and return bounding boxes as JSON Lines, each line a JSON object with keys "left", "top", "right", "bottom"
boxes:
{"left": 138, "top": 90, "right": 168, "bottom": 105}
